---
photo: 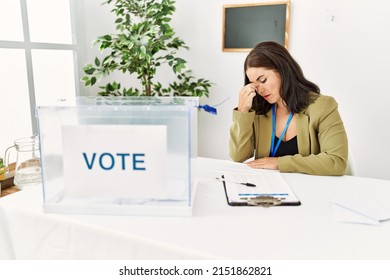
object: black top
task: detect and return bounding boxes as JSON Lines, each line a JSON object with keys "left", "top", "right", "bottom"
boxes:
{"left": 271, "top": 136, "right": 298, "bottom": 157}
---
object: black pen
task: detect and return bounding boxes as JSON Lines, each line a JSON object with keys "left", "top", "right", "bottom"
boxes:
{"left": 216, "top": 177, "right": 256, "bottom": 187}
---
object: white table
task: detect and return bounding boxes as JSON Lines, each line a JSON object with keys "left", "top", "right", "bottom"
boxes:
{"left": 1, "top": 157, "right": 390, "bottom": 260}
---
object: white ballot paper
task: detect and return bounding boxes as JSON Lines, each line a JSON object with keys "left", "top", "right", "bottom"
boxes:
{"left": 221, "top": 172, "right": 300, "bottom": 206}
{"left": 331, "top": 195, "right": 390, "bottom": 226}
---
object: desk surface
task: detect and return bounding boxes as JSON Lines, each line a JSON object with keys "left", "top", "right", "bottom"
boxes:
{"left": 1, "top": 157, "right": 390, "bottom": 260}
{"left": 0, "top": 186, "right": 19, "bottom": 197}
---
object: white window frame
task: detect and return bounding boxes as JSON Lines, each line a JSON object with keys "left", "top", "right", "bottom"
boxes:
{"left": 0, "top": 0, "right": 84, "bottom": 133}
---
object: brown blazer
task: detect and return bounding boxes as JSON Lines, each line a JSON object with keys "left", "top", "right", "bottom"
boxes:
{"left": 229, "top": 95, "right": 348, "bottom": 175}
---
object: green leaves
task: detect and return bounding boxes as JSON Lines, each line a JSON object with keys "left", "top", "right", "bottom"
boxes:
{"left": 83, "top": 64, "right": 95, "bottom": 75}
{"left": 81, "top": 0, "right": 213, "bottom": 97}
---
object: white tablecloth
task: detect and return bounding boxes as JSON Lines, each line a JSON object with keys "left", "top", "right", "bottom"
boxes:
{"left": 1, "top": 158, "right": 390, "bottom": 259}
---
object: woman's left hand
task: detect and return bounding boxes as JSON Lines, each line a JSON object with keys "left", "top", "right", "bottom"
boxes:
{"left": 245, "top": 157, "right": 279, "bottom": 170}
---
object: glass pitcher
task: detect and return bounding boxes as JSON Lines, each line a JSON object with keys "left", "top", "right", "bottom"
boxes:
{"left": 4, "top": 135, "right": 42, "bottom": 190}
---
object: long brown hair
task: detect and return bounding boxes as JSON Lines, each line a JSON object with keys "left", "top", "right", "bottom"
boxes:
{"left": 244, "top": 41, "right": 320, "bottom": 115}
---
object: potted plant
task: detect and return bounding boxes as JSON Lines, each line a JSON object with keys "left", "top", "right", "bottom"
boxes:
{"left": 82, "top": 0, "right": 213, "bottom": 98}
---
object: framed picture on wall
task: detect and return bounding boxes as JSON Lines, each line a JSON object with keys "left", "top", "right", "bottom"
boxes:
{"left": 223, "top": 1, "right": 291, "bottom": 52}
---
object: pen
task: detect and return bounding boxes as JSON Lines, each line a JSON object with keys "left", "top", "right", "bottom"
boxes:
{"left": 238, "top": 193, "right": 289, "bottom": 196}
{"left": 216, "top": 177, "right": 256, "bottom": 187}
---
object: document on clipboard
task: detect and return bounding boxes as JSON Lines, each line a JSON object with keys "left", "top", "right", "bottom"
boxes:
{"left": 220, "top": 172, "right": 301, "bottom": 207}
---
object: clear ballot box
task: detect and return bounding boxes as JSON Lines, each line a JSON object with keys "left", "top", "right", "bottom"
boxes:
{"left": 35, "top": 96, "right": 198, "bottom": 216}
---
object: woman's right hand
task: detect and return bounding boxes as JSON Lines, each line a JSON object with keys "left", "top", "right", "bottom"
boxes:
{"left": 237, "top": 84, "right": 257, "bottom": 112}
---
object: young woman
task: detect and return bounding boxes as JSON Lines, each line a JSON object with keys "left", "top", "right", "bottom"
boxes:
{"left": 229, "top": 41, "right": 348, "bottom": 175}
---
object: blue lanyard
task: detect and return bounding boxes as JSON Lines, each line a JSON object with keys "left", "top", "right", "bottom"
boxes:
{"left": 270, "top": 104, "right": 294, "bottom": 157}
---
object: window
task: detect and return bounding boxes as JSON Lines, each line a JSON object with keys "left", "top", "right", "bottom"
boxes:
{"left": 0, "top": 0, "right": 80, "bottom": 153}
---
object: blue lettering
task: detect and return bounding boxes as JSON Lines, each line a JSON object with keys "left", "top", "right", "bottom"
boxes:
{"left": 99, "top": 152, "right": 115, "bottom": 170}
{"left": 82, "top": 152, "right": 146, "bottom": 171}
{"left": 83, "top": 152, "right": 96, "bottom": 170}
{"left": 116, "top": 153, "right": 130, "bottom": 170}
{"left": 133, "top": 153, "right": 146, "bottom": 170}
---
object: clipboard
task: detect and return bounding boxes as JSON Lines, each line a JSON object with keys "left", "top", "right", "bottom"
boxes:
{"left": 220, "top": 172, "right": 301, "bottom": 207}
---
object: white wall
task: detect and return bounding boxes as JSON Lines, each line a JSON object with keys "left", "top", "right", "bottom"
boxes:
{"left": 80, "top": 0, "right": 390, "bottom": 180}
